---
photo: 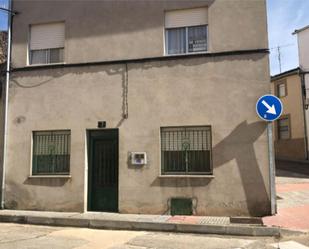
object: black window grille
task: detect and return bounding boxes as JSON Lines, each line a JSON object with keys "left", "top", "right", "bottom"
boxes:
{"left": 161, "top": 126, "right": 212, "bottom": 175}
{"left": 32, "top": 130, "right": 70, "bottom": 175}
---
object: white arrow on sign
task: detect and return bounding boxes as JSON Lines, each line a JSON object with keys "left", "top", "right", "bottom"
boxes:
{"left": 262, "top": 100, "right": 276, "bottom": 115}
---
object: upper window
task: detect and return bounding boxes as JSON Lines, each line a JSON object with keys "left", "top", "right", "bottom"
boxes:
{"left": 276, "top": 80, "right": 287, "bottom": 98}
{"left": 160, "top": 126, "right": 212, "bottom": 175}
{"left": 29, "top": 22, "right": 65, "bottom": 65}
{"left": 32, "top": 130, "right": 71, "bottom": 175}
{"left": 165, "top": 8, "right": 208, "bottom": 55}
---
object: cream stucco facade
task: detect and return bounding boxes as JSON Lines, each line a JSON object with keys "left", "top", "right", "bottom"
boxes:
{"left": 271, "top": 69, "right": 307, "bottom": 160}
{"left": 3, "top": 0, "right": 272, "bottom": 217}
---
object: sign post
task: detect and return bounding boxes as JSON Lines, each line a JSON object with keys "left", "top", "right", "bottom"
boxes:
{"left": 256, "top": 94, "right": 283, "bottom": 215}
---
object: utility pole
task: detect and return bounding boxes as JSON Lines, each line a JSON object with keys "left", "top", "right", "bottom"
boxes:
{"left": 277, "top": 46, "right": 282, "bottom": 73}
{"left": 0, "top": 1, "right": 18, "bottom": 209}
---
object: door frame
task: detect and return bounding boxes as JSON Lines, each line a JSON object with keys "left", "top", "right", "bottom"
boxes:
{"left": 86, "top": 128, "right": 119, "bottom": 212}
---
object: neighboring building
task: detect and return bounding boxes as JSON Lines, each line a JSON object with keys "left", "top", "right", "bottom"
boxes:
{"left": 4, "top": 0, "right": 272, "bottom": 216}
{"left": 271, "top": 68, "right": 307, "bottom": 160}
{"left": 294, "top": 25, "right": 309, "bottom": 159}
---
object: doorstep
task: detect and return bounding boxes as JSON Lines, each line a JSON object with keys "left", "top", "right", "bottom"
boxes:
{"left": 0, "top": 209, "right": 281, "bottom": 237}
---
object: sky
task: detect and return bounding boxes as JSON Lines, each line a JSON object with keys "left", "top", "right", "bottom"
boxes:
{"left": 0, "top": 0, "right": 308, "bottom": 76}
{"left": 267, "top": 0, "right": 309, "bottom": 76}
{"left": 0, "top": 0, "right": 7, "bottom": 30}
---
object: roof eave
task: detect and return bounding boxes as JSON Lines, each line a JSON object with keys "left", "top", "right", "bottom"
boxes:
{"left": 271, "top": 67, "right": 300, "bottom": 81}
{"left": 293, "top": 25, "right": 309, "bottom": 35}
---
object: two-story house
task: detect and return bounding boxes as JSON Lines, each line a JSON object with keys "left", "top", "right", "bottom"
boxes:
{"left": 271, "top": 68, "right": 307, "bottom": 160}
{"left": 2, "top": 0, "right": 272, "bottom": 216}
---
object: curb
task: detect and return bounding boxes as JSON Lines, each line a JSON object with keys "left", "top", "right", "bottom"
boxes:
{"left": 0, "top": 213, "right": 280, "bottom": 237}
{"left": 277, "top": 158, "right": 309, "bottom": 165}
{"left": 279, "top": 228, "right": 308, "bottom": 237}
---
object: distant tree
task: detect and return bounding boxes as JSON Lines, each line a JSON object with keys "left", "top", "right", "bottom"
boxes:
{"left": 0, "top": 31, "right": 7, "bottom": 64}
{"left": 0, "top": 31, "right": 7, "bottom": 97}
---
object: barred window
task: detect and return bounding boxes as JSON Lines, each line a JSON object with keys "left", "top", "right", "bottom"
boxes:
{"left": 161, "top": 126, "right": 212, "bottom": 175}
{"left": 277, "top": 117, "right": 290, "bottom": 140}
{"left": 32, "top": 130, "right": 70, "bottom": 175}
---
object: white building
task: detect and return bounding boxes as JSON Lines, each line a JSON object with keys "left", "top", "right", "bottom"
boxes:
{"left": 294, "top": 25, "right": 309, "bottom": 159}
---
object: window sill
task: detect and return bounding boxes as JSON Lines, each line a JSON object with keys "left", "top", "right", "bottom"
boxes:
{"left": 164, "top": 51, "right": 210, "bottom": 57}
{"left": 28, "top": 175, "right": 71, "bottom": 179}
{"left": 26, "top": 62, "right": 66, "bottom": 67}
{"left": 158, "top": 175, "right": 214, "bottom": 179}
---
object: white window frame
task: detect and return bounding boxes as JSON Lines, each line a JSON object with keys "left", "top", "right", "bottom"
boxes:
{"left": 29, "top": 48, "right": 64, "bottom": 65}
{"left": 277, "top": 82, "right": 287, "bottom": 98}
{"left": 164, "top": 24, "right": 208, "bottom": 56}
{"left": 27, "top": 21, "right": 65, "bottom": 66}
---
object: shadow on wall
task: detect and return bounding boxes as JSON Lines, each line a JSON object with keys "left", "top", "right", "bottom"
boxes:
{"left": 152, "top": 121, "right": 269, "bottom": 216}
{"left": 213, "top": 120, "right": 269, "bottom": 216}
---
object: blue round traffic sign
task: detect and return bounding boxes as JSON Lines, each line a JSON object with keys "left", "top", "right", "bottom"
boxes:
{"left": 256, "top": 94, "right": 283, "bottom": 122}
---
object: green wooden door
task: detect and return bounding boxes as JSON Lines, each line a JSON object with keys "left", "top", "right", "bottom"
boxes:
{"left": 88, "top": 129, "right": 118, "bottom": 212}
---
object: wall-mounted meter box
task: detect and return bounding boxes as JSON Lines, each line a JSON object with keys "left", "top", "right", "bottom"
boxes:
{"left": 130, "top": 152, "right": 147, "bottom": 165}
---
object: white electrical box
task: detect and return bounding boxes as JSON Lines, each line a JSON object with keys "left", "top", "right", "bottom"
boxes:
{"left": 131, "top": 152, "right": 147, "bottom": 165}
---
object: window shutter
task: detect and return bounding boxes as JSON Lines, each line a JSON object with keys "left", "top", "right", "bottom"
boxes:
{"left": 165, "top": 7, "right": 208, "bottom": 29}
{"left": 30, "top": 22, "right": 65, "bottom": 50}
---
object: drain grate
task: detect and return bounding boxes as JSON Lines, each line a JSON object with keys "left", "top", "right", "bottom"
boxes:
{"left": 199, "top": 216, "right": 230, "bottom": 225}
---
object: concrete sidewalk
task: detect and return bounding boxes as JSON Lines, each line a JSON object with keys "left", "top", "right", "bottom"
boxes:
{"left": 0, "top": 210, "right": 280, "bottom": 237}
{"left": 263, "top": 169, "right": 309, "bottom": 231}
